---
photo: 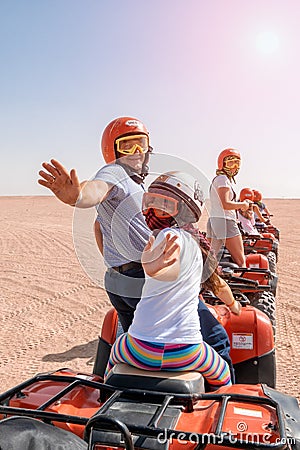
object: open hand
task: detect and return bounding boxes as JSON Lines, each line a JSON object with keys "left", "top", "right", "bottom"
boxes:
{"left": 240, "top": 200, "right": 251, "bottom": 212}
{"left": 142, "top": 232, "right": 180, "bottom": 279}
{"left": 38, "top": 159, "right": 81, "bottom": 205}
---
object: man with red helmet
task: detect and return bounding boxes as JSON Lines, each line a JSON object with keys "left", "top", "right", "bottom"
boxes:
{"left": 207, "top": 149, "right": 251, "bottom": 267}
{"left": 39, "top": 117, "right": 153, "bottom": 331}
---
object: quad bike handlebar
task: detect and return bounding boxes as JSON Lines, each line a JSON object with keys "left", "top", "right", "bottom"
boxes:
{"left": 218, "top": 267, "right": 273, "bottom": 294}
{"left": 228, "top": 274, "right": 258, "bottom": 286}
{"left": 220, "top": 266, "right": 270, "bottom": 276}
{"left": 202, "top": 289, "right": 250, "bottom": 307}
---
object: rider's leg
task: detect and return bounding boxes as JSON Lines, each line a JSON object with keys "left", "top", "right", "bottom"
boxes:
{"left": 197, "top": 300, "right": 235, "bottom": 383}
{"left": 105, "top": 335, "right": 232, "bottom": 388}
{"left": 225, "top": 234, "right": 246, "bottom": 267}
{"left": 104, "top": 266, "right": 145, "bottom": 332}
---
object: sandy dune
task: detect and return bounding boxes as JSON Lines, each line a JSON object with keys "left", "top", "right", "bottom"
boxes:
{"left": 0, "top": 196, "right": 299, "bottom": 402}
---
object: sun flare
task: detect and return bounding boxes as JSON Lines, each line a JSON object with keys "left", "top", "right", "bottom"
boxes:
{"left": 256, "top": 31, "right": 280, "bottom": 54}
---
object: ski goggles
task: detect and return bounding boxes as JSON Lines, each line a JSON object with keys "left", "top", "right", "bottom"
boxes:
{"left": 115, "top": 134, "right": 149, "bottom": 155}
{"left": 142, "top": 192, "right": 179, "bottom": 218}
{"left": 223, "top": 158, "right": 241, "bottom": 169}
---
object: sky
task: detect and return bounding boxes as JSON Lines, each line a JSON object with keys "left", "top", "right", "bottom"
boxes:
{"left": 1, "top": 0, "right": 300, "bottom": 198}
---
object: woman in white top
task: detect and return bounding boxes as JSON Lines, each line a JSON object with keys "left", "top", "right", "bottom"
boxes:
{"left": 206, "top": 148, "right": 250, "bottom": 267}
{"left": 104, "top": 172, "right": 232, "bottom": 390}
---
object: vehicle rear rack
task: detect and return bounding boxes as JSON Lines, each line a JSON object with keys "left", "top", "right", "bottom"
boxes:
{"left": 0, "top": 372, "right": 291, "bottom": 449}
{"left": 85, "top": 389, "right": 289, "bottom": 449}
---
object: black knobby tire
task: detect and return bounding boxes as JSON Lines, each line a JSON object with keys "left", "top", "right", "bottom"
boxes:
{"left": 252, "top": 291, "right": 276, "bottom": 338}
{"left": 266, "top": 251, "right": 277, "bottom": 274}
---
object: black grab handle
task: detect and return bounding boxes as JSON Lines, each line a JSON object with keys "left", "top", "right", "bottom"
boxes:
{"left": 84, "top": 415, "right": 134, "bottom": 450}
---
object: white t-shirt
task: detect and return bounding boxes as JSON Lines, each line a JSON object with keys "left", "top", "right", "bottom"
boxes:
{"left": 128, "top": 228, "right": 203, "bottom": 344}
{"left": 209, "top": 175, "right": 236, "bottom": 221}
{"left": 237, "top": 211, "right": 257, "bottom": 235}
{"left": 94, "top": 164, "right": 150, "bottom": 267}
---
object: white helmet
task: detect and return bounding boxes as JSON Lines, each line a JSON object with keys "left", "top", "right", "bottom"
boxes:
{"left": 148, "top": 171, "right": 204, "bottom": 223}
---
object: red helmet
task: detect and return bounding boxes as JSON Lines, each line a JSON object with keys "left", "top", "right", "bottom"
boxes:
{"left": 101, "top": 117, "right": 149, "bottom": 163}
{"left": 217, "top": 148, "right": 240, "bottom": 170}
{"left": 239, "top": 188, "right": 254, "bottom": 202}
{"left": 253, "top": 189, "right": 262, "bottom": 202}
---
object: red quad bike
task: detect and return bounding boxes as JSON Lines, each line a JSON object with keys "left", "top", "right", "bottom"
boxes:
{"left": 221, "top": 230, "right": 279, "bottom": 275}
{"left": 241, "top": 231, "right": 279, "bottom": 274}
{"left": 255, "top": 214, "right": 280, "bottom": 242}
{"left": 218, "top": 253, "right": 278, "bottom": 335}
{"left": 0, "top": 292, "right": 299, "bottom": 449}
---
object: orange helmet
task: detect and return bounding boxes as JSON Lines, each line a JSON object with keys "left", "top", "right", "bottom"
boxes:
{"left": 253, "top": 189, "right": 262, "bottom": 202}
{"left": 239, "top": 188, "right": 254, "bottom": 202}
{"left": 101, "top": 117, "right": 149, "bottom": 163}
{"left": 217, "top": 148, "right": 240, "bottom": 170}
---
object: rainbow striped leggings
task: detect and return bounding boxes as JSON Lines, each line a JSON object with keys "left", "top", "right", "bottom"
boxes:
{"left": 104, "top": 333, "right": 232, "bottom": 388}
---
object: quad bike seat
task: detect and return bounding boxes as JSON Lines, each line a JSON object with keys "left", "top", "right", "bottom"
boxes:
{"left": 105, "top": 363, "right": 205, "bottom": 395}
{"left": 218, "top": 260, "right": 239, "bottom": 269}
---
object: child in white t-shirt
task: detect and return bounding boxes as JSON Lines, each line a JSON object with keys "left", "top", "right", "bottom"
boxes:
{"left": 105, "top": 171, "right": 232, "bottom": 390}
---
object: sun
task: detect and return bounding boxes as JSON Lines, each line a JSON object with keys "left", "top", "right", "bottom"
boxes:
{"left": 256, "top": 31, "right": 280, "bottom": 54}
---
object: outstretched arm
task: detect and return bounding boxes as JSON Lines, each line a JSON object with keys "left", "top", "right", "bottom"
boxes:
{"left": 142, "top": 232, "right": 180, "bottom": 281}
{"left": 218, "top": 187, "right": 250, "bottom": 212}
{"left": 38, "top": 159, "right": 110, "bottom": 208}
{"left": 263, "top": 204, "right": 271, "bottom": 217}
{"left": 215, "top": 277, "right": 241, "bottom": 316}
{"left": 253, "top": 204, "right": 268, "bottom": 223}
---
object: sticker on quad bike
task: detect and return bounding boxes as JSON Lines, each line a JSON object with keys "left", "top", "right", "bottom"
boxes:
{"left": 232, "top": 333, "right": 254, "bottom": 350}
{"left": 233, "top": 406, "right": 263, "bottom": 418}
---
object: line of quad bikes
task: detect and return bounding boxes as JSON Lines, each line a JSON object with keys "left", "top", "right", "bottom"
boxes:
{"left": 0, "top": 215, "right": 299, "bottom": 449}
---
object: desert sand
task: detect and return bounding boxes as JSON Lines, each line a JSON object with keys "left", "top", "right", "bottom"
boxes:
{"left": 0, "top": 196, "right": 299, "bottom": 402}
